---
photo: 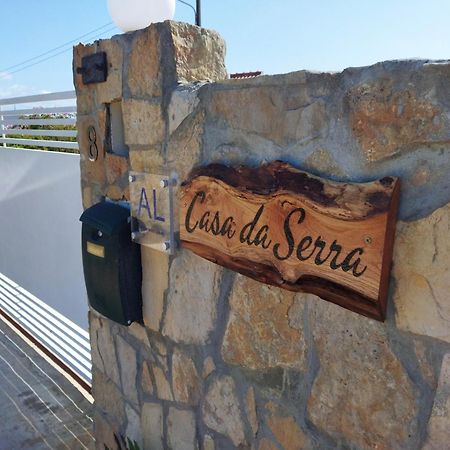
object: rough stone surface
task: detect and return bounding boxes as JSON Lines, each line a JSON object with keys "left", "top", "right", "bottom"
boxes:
{"left": 141, "top": 361, "right": 154, "bottom": 396}
{"left": 203, "top": 435, "right": 215, "bottom": 450}
{"left": 423, "top": 354, "right": 450, "bottom": 449}
{"left": 122, "top": 99, "right": 165, "bottom": 146}
{"left": 141, "top": 403, "right": 164, "bottom": 450}
{"left": 202, "top": 376, "right": 246, "bottom": 447}
{"left": 166, "top": 108, "right": 205, "bottom": 179}
{"left": 394, "top": 203, "right": 450, "bottom": 343}
{"left": 153, "top": 365, "right": 174, "bottom": 401}
{"left": 105, "top": 153, "right": 129, "bottom": 185}
{"left": 163, "top": 250, "right": 222, "bottom": 344}
{"left": 246, "top": 387, "right": 258, "bottom": 437}
{"left": 127, "top": 26, "right": 162, "bottom": 98}
{"left": 265, "top": 402, "right": 306, "bottom": 450}
{"left": 172, "top": 349, "right": 201, "bottom": 405}
{"left": 168, "top": 22, "right": 227, "bottom": 83}
{"left": 125, "top": 404, "right": 142, "bottom": 449}
{"left": 203, "top": 356, "right": 216, "bottom": 379}
{"left": 168, "top": 85, "right": 201, "bottom": 135}
{"left": 258, "top": 439, "right": 279, "bottom": 450}
{"left": 93, "top": 411, "right": 120, "bottom": 450}
{"left": 167, "top": 407, "right": 198, "bottom": 450}
{"left": 96, "top": 38, "right": 124, "bottom": 104}
{"left": 116, "top": 336, "right": 139, "bottom": 408}
{"left": 222, "top": 275, "right": 306, "bottom": 370}
{"left": 307, "top": 299, "right": 418, "bottom": 449}
{"left": 92, "top": 368, "right": 126, "bottom": 427}
{"left": 141, "top": 248, "right": 169, "bottom": 331}
{"left": 89, "top": 312, "right": 120, "bottom": 387}
{"left": 127, "top": 322, "right": 150, "bottom": 348}
{"left": 347, "top": 80, "right": 445, "bottom": 163}
{"left": 129, "top": 147, "right": 165, "bottom": 174}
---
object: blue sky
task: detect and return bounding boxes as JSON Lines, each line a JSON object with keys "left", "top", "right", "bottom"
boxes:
{"left": 1, "top": 0, "right": 450, "bottom": 98}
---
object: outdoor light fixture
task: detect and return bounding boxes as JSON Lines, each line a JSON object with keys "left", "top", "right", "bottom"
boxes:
{"left": 107, "top": 0, "right": 176, "bottom": 32}
{"left": 178, "top": 0, "right": 201, "bottom": 26}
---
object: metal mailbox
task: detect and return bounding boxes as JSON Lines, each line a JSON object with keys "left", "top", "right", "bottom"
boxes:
{"left": 80, "top": 201, "right": 142, "bottom": 326}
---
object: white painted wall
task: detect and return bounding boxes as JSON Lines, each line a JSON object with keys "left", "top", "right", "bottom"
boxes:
{"left": 0, "top": 148, "right": 88, "bottom": 329}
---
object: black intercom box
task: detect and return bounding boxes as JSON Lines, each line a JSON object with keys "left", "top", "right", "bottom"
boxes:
{"left": 80, "top": 201, "right": 142, "bottom": 326}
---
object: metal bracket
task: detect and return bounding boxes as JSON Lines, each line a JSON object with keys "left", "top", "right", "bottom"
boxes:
{"left": 76, "top": 52, "right": 108, "bottom": 85}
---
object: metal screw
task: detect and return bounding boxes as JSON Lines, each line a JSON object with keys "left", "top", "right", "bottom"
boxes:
{"left": 97, "top": 230, "right": 103, "bottom": 237}
{"left": 160, "top": 179, "right": 169, "bottom": 188}
{"left": 128, "top": 175, "right": 136, "bottom": 183}
{"left": 364, "top": 236, "right": 373, "bottom": 245}
{"left": 162, "top": 241, "right": 171, "bottom": 251}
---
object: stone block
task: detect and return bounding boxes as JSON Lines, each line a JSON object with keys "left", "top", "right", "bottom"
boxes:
{"left": 122, "top": 99, "right": 165, "bottom": 146}
{"left": 167, "top": 21, "right": 227, "bottom": 83}
{"left": 89, "top": 312, "right": 120, "bottom": 387}
{"left": 172, "top": 349, "right": 201, "bottom": 405}
{"left": 347, "top": 80, "right": 445, "bottom": 163}
{"left": 93, "top": 411, "right": 120, "bottom": 450}
{"left": 82, "top": 186, "right": 93, "bottom": 209}
{"left": 105, "top": 184, "right": 129, "bottom": 201}
{"left": 141, "top": 247, "right": 169, "bottom": 331}
{"left": 97, "top": 37, "right": 124, "bottom": 104}
{"left": 141, "top": 402, "right": 164, "bottom": 450}
{"left": 206, "top": 83, "right": 329, "bottom": 146}
{"left": 265, "top": 402, "right": 306, "bottom": 450}
{"left": 116, "top": 336, "right": 139, "bottom": 408}
{"left": 141, "top": 361, "right": 154, "bottom": 396}
{"left": 202, "top": 356, "right": 216, "bottom": 379}
{"left": 202, "top": 375, "right": 246, "bottom": 447}
{"left": 163, "top": 250, "right": 222, "bottom": 345}
{"left": 92, "top": 368, "right": 126, "bottom": 427}
{"left": 153, "top": 365, "right": 173, "bottom": 401}
{"left": 394, "top": 203, "right": 450, "bottom": 343}
{"left": 258, "top": 439, "right": 279, "bottom": 450}
{"left": 73, "top": 43, "right": 97, "bottom": 114}
{"left": 105, "top": 153, "right": 129, "bottom": 185}
{"left": 246, "top": 387, "right": 258, "bottom": 437}
{"left": 166, "top": 108, "right": 205, "bottom": 179}
{"left": 307, "top": 299, "right": 419, "bottom": 449}
{"left": 167, "top": 407, "right": 197, "bottom": 450}
{"left": 125, "top": 404, "right": 143, "bottom": 449}
{"left": 222, "top": 275, "right": 306, "bottom": 370}
{"left": 127, "top": 322, "right": 150, "bottom": 348}
{"left": 168, "top": 85, "right": 200, "bottom": 135}
{"left": 424, "top": 353, "right": 450, "bottom": 449}
{"left": 129, "top": 147, "right": 165, "bottom": 173}
{"left": 127, "top": 26, "right": 162, "bottom": 98}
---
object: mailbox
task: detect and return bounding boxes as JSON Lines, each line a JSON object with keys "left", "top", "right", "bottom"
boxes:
{"left": 80, "top": 201, "right": 142, "bottom": 326}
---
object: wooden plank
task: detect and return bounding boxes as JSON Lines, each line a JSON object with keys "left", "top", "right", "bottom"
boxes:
{"left": 180, "top": 161, "right": 400, "bottom": 321}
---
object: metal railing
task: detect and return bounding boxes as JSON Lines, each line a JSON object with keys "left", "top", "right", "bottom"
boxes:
{"left": 0, "top": 90, "right": 78, "bottom": 151}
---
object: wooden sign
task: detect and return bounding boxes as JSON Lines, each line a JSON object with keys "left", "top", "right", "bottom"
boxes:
{"left": 180, "top": 162, "right": 400, "bottom": 321}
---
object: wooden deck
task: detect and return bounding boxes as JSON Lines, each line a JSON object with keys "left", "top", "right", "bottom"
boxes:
{"left": 0, "top": 317, "right": 95, "bottom": 449}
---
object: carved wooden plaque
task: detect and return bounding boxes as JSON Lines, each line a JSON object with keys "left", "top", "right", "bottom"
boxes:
{"left": 180, "top": 162, "right": 400, "bottom": 321}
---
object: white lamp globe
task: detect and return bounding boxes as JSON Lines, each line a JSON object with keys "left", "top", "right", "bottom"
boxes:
{"left": 108, "top": 0, "right": 176, "bottom": 32}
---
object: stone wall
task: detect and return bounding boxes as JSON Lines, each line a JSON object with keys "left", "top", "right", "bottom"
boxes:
{"left": 74, "top": 21, "right": 450, "bottom": 450}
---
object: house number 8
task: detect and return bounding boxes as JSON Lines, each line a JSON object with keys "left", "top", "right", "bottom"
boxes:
{"left": 87, "top": 126, "right": 98, "bottom": 162}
